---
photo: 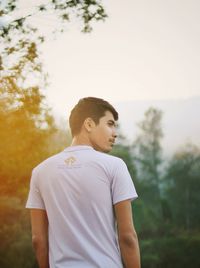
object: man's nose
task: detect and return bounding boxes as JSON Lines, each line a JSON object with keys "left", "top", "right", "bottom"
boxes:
{"left": 113, "top": 130, "right": 118, "bottom": 138}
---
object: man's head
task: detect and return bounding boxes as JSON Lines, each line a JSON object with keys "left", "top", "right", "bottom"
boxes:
{"left": 69, "top": 97, "right": 119, "bottom": 152}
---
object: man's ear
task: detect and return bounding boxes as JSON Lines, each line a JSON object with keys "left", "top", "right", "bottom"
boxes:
{"left": 83, "top": 117, "right": 95, "bottom": 132}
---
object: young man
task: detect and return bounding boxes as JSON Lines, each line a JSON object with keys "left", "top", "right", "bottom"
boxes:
{"left": 26, "top": 97, "right": 141, "bottom": 268}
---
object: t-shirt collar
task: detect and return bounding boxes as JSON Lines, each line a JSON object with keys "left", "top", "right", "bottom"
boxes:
{"left": 64, "top": 145, "right": 94, "bottom": 152}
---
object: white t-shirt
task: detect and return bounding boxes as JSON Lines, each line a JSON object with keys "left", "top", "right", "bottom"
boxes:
{"left": 26, "top": 145, "right": 138, "bottom": 268}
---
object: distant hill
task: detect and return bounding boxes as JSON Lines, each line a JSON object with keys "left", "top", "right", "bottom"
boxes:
{"left": 114, "top": 96, "right": 200, "bottom": 156}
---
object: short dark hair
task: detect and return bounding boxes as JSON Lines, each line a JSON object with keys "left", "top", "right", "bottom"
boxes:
{"left": 69, "top": 97, "right": 118, "bottom": 137}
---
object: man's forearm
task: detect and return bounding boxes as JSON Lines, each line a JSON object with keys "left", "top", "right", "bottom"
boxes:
{"left": 119, "top": 233, "right": 141, "bottom": 268}
{"left": 33, "top": 238, "right": 49, "bottom": 268}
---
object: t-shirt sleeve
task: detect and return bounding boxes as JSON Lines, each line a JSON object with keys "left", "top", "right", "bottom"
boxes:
{"left": 26, "top": 168, "right": 45, "bottom": 210}
{"left": 111, "top": 158, "right": 138, "bottom": 205}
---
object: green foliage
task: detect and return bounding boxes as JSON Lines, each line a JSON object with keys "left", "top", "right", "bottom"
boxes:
{"left": 0, "top": 1, "right": 107, "bottom": 82}
{"left": 0, "top": 75, "right": 55, "bottom": 196}
{"left": 164, "top": 143, "right": 200, "bottom": 231}
{"left": 132, "top": 107, "right": 164, "bottom": 236}
{"left": 0, "top": 0, "right": 106, "bottom": 98}
{"left": 0, "top": 197, "right": 35, "bottom": 268}
{"left": 133, "top": 107, "right": 163, "bottom": 182}
{"left": 111, "top": 143, "right": 137, "bottom": 179}
{"left": 140, "top": 234, "right": 200, "bottom": 268}
{"left": 131, "top": 108, "right": 200, "bottom": 267}
{"left": 0, "top": 0, "right": 107, "bottom": 41}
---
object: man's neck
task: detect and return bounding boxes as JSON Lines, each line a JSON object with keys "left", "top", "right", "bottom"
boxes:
{"left": 71, "top": 136, "right": 92, "bottom": 148}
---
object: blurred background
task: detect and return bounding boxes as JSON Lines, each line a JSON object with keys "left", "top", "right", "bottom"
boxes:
{"left": 0, "top": 0, "right": 200, "bottom": 267}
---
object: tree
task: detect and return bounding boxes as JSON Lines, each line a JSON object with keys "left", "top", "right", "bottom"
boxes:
{"left": 0, "top": 74, "right": 55, "bottom": 196}
{"left": 0, "top": 0, "right": 107, "bottom": 38}
{"left": 132, "top": 107, "right": 164, "bottom": 233}
{"left": 111, "top": 143, "right": 137, "bottom": 180}
{"left": 133, "top": 107, "right": 163, "bottom": 183}
{"left": 164, "top": 143, "right": 200, "bottom": 231}
{"left": 0, "top": 0, "right": 107, "bottom": 73}
{"left": 0, "top": 1, "right": 108, "bottom": 122}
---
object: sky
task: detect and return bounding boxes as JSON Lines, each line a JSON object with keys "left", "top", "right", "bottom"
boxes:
{"left": 2, "top": 0, "right": 200, "bottom": 118}
{"left": 39, "top": 0, "right": 200, "bottom": 117}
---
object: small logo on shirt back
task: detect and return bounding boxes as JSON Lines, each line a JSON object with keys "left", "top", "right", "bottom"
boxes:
{"left": 64, "top": 156, "right": 76, "bottom": 166}
{"left": 57, "top": 156, "right": 81, "bottom": 169}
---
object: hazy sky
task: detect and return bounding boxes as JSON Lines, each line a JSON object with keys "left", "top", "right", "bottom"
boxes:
{"left": 8, "top": 0, "right": 200, "bottom": 116}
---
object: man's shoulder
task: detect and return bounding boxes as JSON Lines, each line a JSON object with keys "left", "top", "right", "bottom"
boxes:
{"left": 94, "top": 150, "right": 125, "bottom": 166}
{"left": 32, "top": 151, "right": 64, "bottom": 174}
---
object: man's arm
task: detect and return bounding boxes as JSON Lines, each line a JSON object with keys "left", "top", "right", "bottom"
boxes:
{"left": 30, "top": 209, "right": 49, "bottom": 268}
{"left": 114, "top": 200, "right": 141, "bottom": 268}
